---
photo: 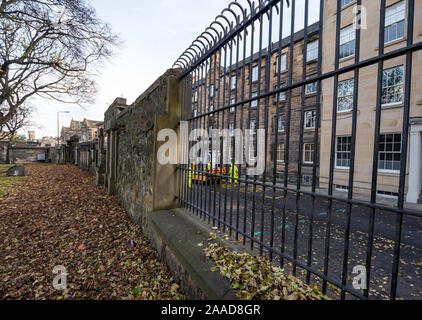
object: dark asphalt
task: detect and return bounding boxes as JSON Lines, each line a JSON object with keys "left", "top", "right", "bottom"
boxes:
{"left": 182, "top": 181, "right": 422, "bottom": 300}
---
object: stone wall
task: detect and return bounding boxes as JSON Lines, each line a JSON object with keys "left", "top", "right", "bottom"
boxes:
{"left": 8, "top": 147, "right": 48, "bottom": 164}
{"left": 104, "top": 69, "right": 181, "bottom": 229}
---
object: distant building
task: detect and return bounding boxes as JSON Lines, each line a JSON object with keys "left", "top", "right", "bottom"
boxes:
{"left": 28, "top": 131, "right": 35, "bottom": 142}
{"left": 60, "top": 118, "right": 103, "bottom": 144}
{"left": 38, "top": 136, "right": 57, "bottom": 147}
{"left": 81, "top": 119, "right": 104, "bottom": 142}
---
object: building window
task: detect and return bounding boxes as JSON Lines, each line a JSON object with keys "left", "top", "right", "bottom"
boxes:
{"left": 230, "top": 75, "right": 237, "bottom": 90}
{"left": 279, "top": 91, "right": 287, "bottom": 101}
{"left": 192, "top": 108, "right": 198, "bottom": 117}
{"left": 303, "top": 175, "right": 313, "bottom": 186}
{"left": 230, "top": 97, "right": 236, "bottom": 113}
{"left": 336, "top": 136, "right": 352, "bottom": 168}
{"left": 305, "top": 81, "right": 317, "bottom": 95}
{"left": 378, "top": 133, "right": 401, "bottom": 172}
{"left": 336, "top": 185, "right": 349, "bottom": 192}
{"left": 341, "top": 0, "right": 354, "bottom": 8}
{"left": 209, "top": 85, "right": 214, "bottom": 97}
{"left": 377, "top": 190, "right": 399, "bottom": 199}
{"left": 252, "top": 66, "right": 259, "bottom": 82}
{"left": 248, "top": 122, "right": 256, "bottom": 162}
{"left": 250, "top": 92, "right": 258, "bottom": 108}
{"left": 306, "top": 40, "right": 319, "bottom": 62}
{"left": 277, "top": 143, "right": 285, "bottom": 163}
{"left": 338, "top": 79, "right": 354, "bottom": 112}
{"left": 305, "top": 111, "right": 316, "bottom": 129}
{"left": 249, "top": 119, "right": 256, "bottom": 131}
{"left": 229, "top": 122, "right": 235, "bottom": 135}
{"left": 382, "top": 66, "right": 404, "bottom": 106}
{"left": 277, "top": 114, "right": 285, "bottom": 132}
{"left": 303, "top": 143, "right": 315, "bottom": 164}
{"left": 276, "top": 54, "right": 287, "bottom": 73}
{"left": 340, "top": 25, "right": 355, "bottom": 59}
{"left": 193, "top": 90, "right": 198, "bottom": 102}
{"left": 385, "top": 1, "right": 405, "bottom": 44}
{"left": 276, "top": 172, "right": 284, "bottom": 181}
{"left": 209, "top": 105, "right": 214, "bottom": 112}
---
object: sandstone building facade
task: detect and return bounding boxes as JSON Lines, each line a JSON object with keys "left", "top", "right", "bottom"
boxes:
{"left": 320, "top": 0, "right": 422, "bottom": 203}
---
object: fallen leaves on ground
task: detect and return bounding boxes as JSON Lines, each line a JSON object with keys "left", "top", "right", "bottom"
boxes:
{"left": 204, "top": 243, "right": 330, "bottom": 300}
{"left": 0, "top": 164, "right": 183, "bottom": 300}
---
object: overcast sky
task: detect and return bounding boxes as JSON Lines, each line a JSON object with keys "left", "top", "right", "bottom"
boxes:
{"left": 25, "top": 0, "right": 319, "bottom": 139}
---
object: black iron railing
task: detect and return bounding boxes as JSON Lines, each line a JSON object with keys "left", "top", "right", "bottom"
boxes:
{"left": 174, "top": 0, "right": 421, "bottom": 300}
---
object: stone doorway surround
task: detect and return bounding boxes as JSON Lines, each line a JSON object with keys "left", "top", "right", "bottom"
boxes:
{"left": 407, "top": 119, "right": 422, "bottom": 204}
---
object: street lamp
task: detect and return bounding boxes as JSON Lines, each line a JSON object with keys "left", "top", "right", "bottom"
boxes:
{"left": 57, "top": 111, "right": 70, "bottom": 146}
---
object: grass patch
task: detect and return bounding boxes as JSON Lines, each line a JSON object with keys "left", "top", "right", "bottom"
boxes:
{"left": 0, "top": 164, "right": 15, "bottom": 176}
{"left": 0, "top": 165, "right": 26, "bottom": 196}
{"left": 0, "top": 177, "right": 25, "bottom": 196}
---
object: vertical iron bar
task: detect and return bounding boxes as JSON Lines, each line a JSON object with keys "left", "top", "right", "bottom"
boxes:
{"left": 280, "top": 0, "right": 295, "bottom": 268}
{"left": 307, "top": 0, "right": 324, "bottom": 285}
{"left": 367, "top": 0, "right": 386, "bottom": 300}
{"left": 260, "top": 6, "right": 274, "bottom": 256}
{"left": 391, "top": 0, "right": 414, "bottom": 300}
{"left": 322, "top": 0, "right": 342, "bottom": 295}
{"left": 270, "top": 0, "right": 285, "bottom": 262}
{"left": 293, "top": 0, "right": 309, "bottom": 277}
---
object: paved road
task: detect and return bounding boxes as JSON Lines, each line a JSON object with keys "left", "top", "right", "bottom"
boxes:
{"left": 182, "top": 181, "right": 422, "bottom": 300}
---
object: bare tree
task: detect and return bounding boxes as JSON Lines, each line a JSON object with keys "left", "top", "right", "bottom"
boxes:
{"left": 0, "top": 102, "right": 31, "bottom": 140}
{"left": 0, "top": 0, "right": 118, "bottom": 127}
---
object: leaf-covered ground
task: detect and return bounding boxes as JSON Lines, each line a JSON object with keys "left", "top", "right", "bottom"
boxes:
{"left": 0, "top": 164, "right": 183, "bottom": 300}
{"left": 204, "top": 242, "right": 329, "bottom": 300}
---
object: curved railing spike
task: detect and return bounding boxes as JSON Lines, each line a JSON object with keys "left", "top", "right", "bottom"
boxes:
{"left": 173, "top": 0, "right": 284, "bottom": 71}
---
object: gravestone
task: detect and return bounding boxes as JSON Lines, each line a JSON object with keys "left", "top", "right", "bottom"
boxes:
{"left": 6, "top": 165, "right": 25, "bottom": 177}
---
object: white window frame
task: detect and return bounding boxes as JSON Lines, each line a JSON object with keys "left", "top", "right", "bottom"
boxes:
{"left": 384, "top": 1, "right": 406, "bottom": 44}
{"left": 209, "top": 84, "right": 214, "bottom": 97}
{"left": 230, "top": 97, "right": 236, "bottom": 113}
{"left": 341, "top": 0, "right": 355, "bottom": 8}
{"left": 378, "top": 133, "right": 402, "bottom": 174}
{"left": 339, "top": 25, "right": 355, "bottom": 59}
{"left": 249, "top": 119, "right": 256, "bottom": 132}
{"left": 306, "top": 40, "right": 319, "bottom": 62}
{"left": 279, "top": 91, "right": 287, "bottom": 101}
{"left": 337, "top": 79, "right": 355, "bottom": 113}
{"left": 382, "top": 66, "right": 404, "bottom": 107}
{"left": 335, "top": 136, "right": 352, "bottom": 169}
{"left": 230, "top": 75, "right": 237, "bottom": 90}
{"left": 303, "top": 143, "right": 315, "bottom": 164}
{"left": 377, "top": 190, "right": 399, "bottom": 199}
{"left": 276, "top": 54, "right": 287, "bottom": 73}
{"left": 250, "top": 92, "right": 258, "bottom": 108}
{"left": 305, "top": 81, "right": 317, "bottom": 95}
{"left": 304, "top": 111, "right": 316, "bottom": 130}
{"left": 229, "top": 122, "right": 235, "bottom": 136}
{"left": 252, "top": 65, "right": 259, "bottom": 82}
{"left": 276, "top": 143, "right": 285, "bottom": 163}
{"left": 335, "top": 185, "right": 349, "bottom": 192}
{"left": 277, "top": 114, "right": 285, "bottom": 132}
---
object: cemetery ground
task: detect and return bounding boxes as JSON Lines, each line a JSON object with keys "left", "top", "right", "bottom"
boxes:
{"left": 0, "top": 164, "right": 183, "bottom": 300}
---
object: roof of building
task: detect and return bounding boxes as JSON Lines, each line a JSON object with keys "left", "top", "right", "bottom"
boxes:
{"left": 83, "top": 119, "right": 104, "bottom": 128}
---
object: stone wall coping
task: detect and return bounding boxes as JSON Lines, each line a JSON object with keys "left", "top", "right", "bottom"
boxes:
{"left": 149, "top": 208, "right": 238, "bottom": 300}
{"left": 9, "top": 146, "right": 48, "bottom": 150}
{"left": 116, "top": 69, "right": 181, "bottom": 122}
